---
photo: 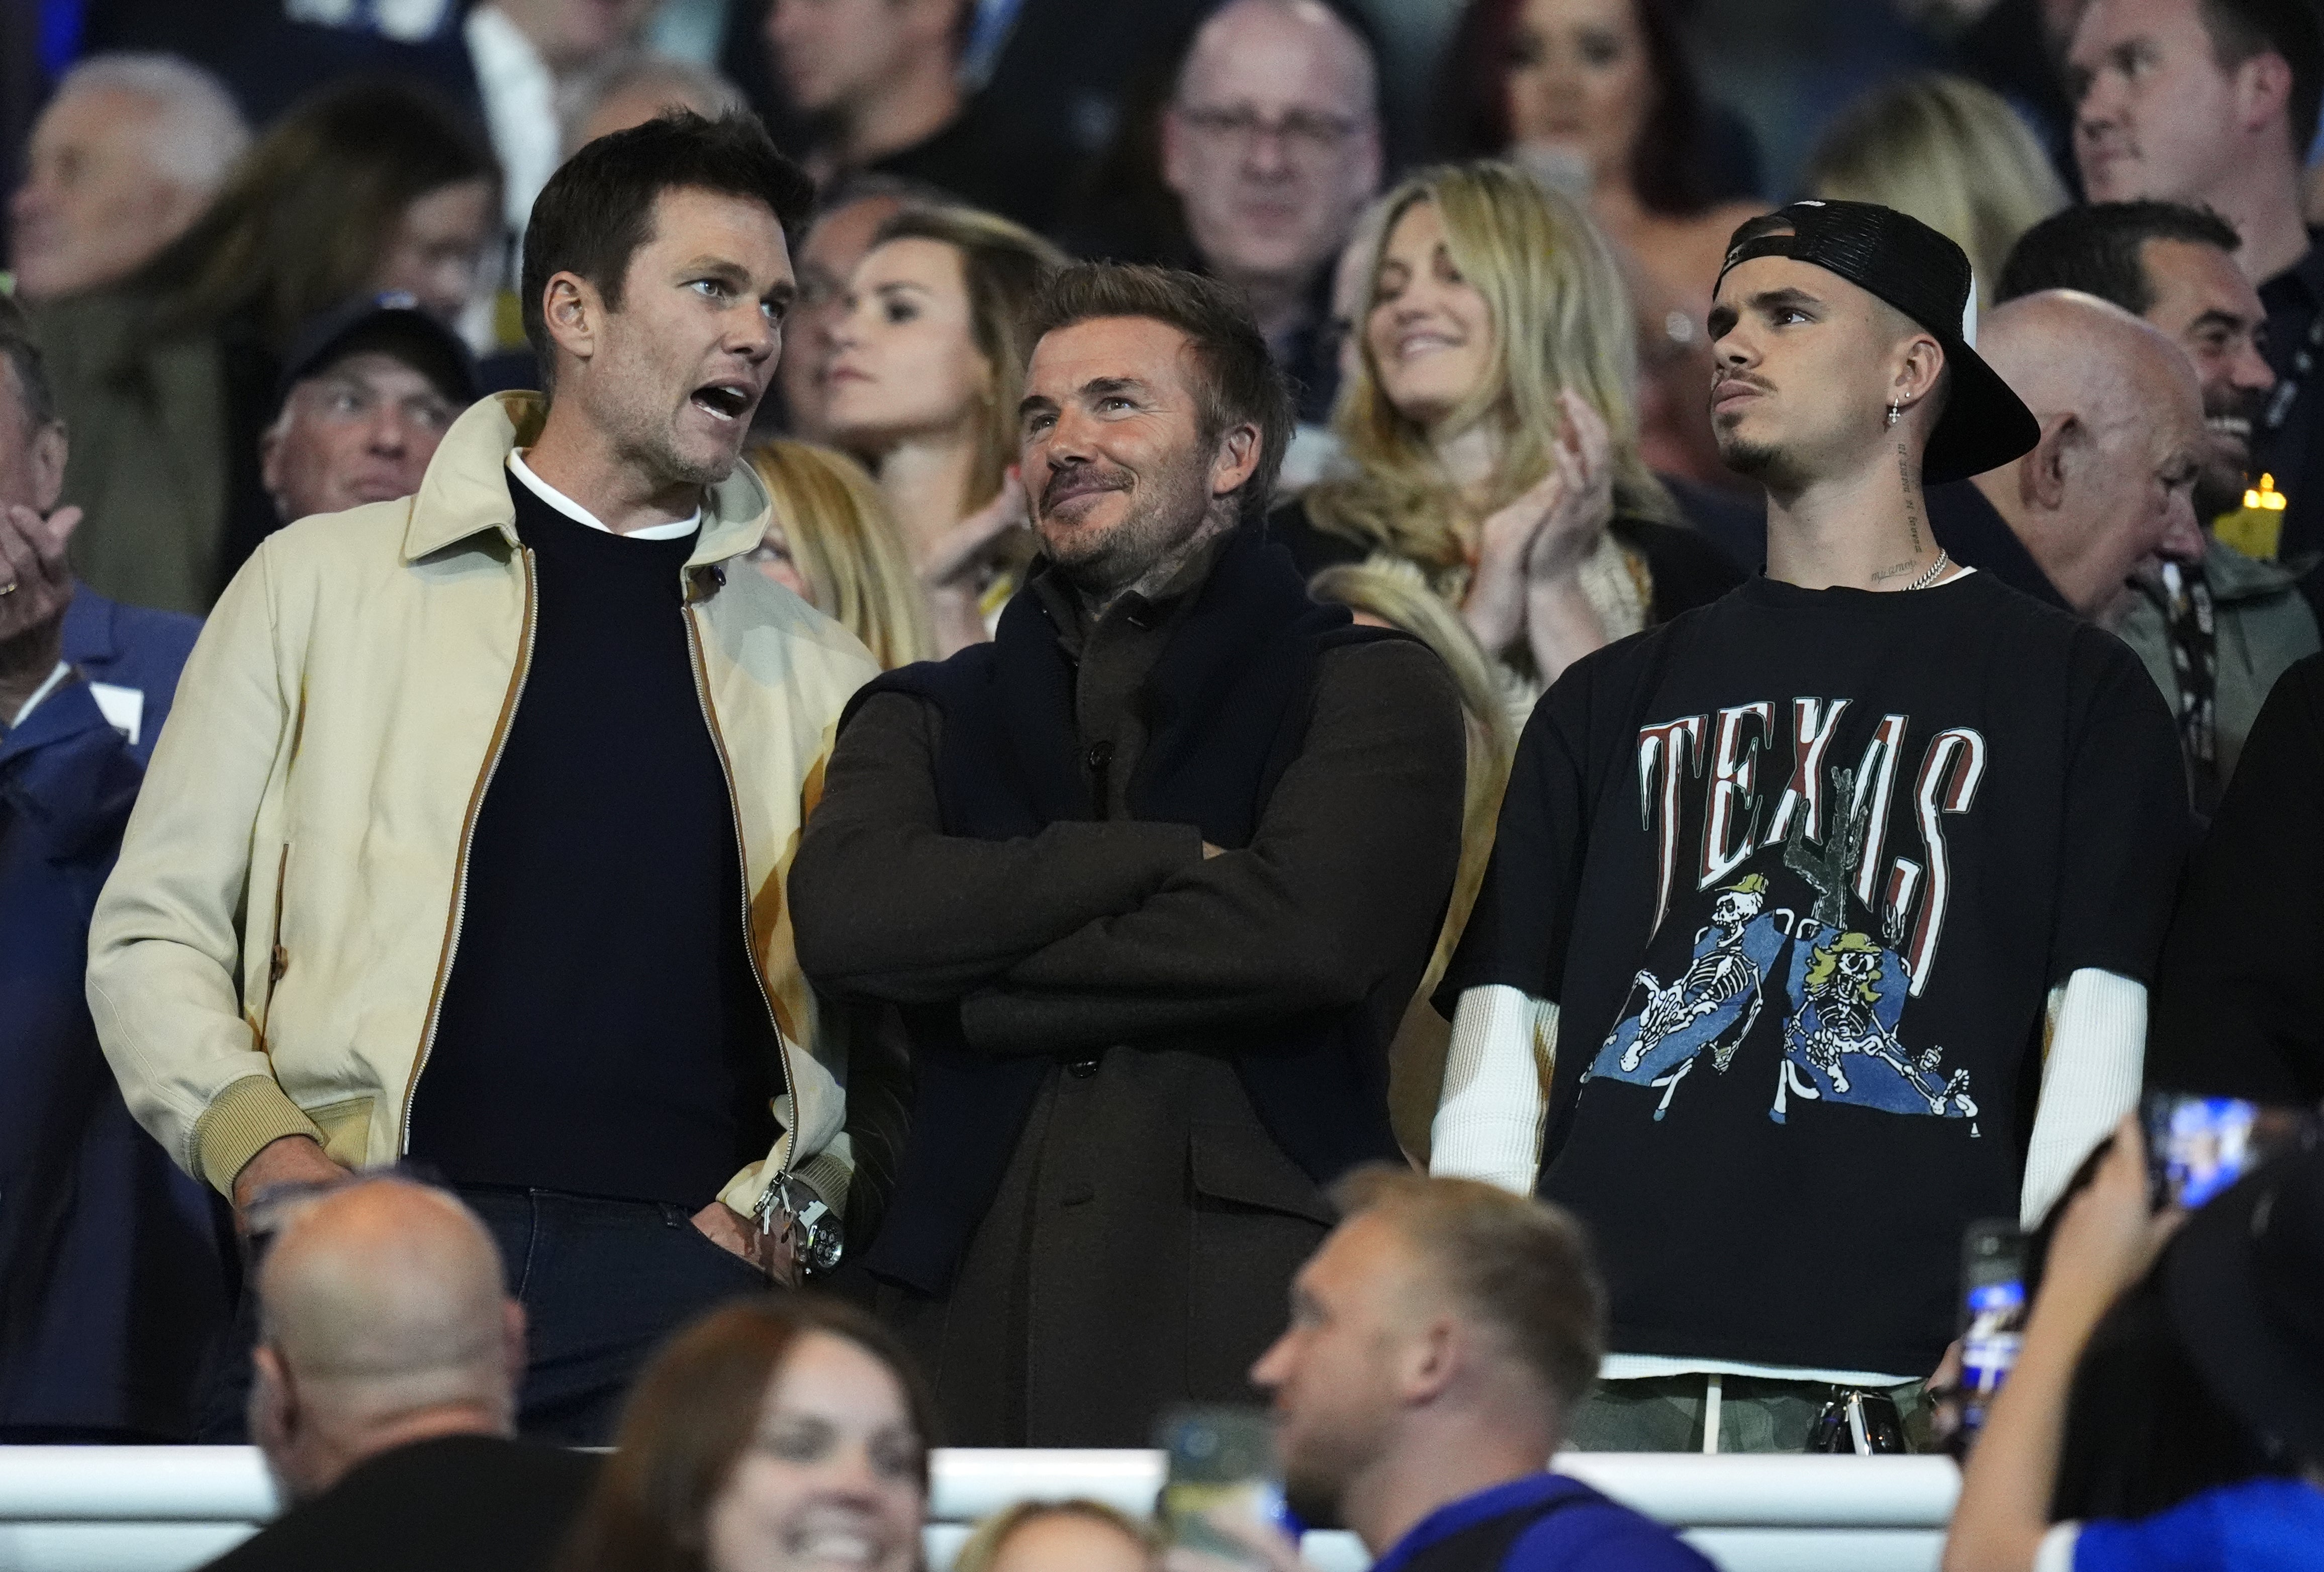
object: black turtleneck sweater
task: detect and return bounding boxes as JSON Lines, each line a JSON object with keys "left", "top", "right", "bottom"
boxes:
{"left": 407, "top": 469, "right": 777, "bottom": 1206}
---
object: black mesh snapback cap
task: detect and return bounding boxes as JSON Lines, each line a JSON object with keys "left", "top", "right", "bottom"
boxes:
{"left": 1716, "top": 200, "right": 2039, "bottom": 485}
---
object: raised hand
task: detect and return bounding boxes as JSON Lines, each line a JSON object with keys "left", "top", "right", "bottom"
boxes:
{"left": 1521, "top": 390, "right": 1615, "bottom": 583}
{"left": 923, "top": 469, "right": 1029, "bottom": 656}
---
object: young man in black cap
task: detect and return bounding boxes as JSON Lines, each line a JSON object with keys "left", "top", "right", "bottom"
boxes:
{"left": 1431, "top": 200, "right": 2193, "bottom": 1451}
{"left": 259, "top": 292, "right": 483, "bottom": 531}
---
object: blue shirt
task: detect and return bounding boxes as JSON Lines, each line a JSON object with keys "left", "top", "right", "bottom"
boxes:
{"left": 1370, "top": 1473, "right": 1717, "bottom": 1572}
{"left": 2075, "top": 1478, "right": 2324, "bottom": 1572}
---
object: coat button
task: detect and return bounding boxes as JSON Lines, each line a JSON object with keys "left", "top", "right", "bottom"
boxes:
{"left": 1067, "top": 1057, "right": 1100, "bottom": 1077}
{"left": 1086, "top": 741, "right": 1111, "bottom": 770}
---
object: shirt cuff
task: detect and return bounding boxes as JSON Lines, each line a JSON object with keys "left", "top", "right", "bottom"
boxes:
{"left": 2021, "top": 969, "right": 2146, "bottom": 1228}
{"left": 1430, "top": 983, "right": 1555, "bottom": 1194}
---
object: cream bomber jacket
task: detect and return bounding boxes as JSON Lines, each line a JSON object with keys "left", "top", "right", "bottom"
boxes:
{"left": 86, "top": 393, "right": 879, "bottom": 1218}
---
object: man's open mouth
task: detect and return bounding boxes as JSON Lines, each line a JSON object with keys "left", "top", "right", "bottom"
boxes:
{"left": 691, "top": 381, "right": 754, "bottom": 422}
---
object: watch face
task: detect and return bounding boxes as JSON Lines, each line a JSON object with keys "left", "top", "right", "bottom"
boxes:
{"left": 802, "top": 1220, "right": 844, "bottom": 1274}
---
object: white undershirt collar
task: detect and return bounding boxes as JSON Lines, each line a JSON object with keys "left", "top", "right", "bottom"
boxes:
{"left": 508, "top": 452, "right": 700, "bottom": 541}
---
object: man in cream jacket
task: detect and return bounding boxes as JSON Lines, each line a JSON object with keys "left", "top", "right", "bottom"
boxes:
{"left": 86, "top": 112, "right": 875, "bottom": 1441}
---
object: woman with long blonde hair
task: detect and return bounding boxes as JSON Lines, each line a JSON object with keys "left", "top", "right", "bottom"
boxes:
{"left": 742, "top": 440, "right": 935, "bottom": 670}
{"left": 1275, "top": 162, "right": 1737, "bottom": 703}
{"left": 1310, "top": 559, "right": 1516, "bottom": 1163}
{"left": 1804, "top": 73, "right": 2066, "bottom": 309}
{"left": 823, "top": 205, "right": 1065, "bottom": 655}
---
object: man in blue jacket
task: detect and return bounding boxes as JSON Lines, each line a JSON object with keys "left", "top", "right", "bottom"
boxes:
{"left": 1223, "top": 1169, "right": 1713, "bottom": 1572}
{"left": 0, "top": 291, "right": 222, "bottom": 1439}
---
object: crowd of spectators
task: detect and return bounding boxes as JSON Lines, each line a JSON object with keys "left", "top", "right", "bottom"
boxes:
{"left": 5, "top": 2, "right": 2324, "bottom": 1571}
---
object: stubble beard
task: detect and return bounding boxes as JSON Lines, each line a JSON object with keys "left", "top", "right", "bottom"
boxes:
{"left": 1041, "top": 443, "right": 1221, "bottom": 606}
{"left": 1716, "top": 431, "right": 1800, "bottom": 490}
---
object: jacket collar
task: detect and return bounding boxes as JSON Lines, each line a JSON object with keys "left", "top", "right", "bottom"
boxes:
{"left": 402, "top": 391, "right": 773, "bottom": 566}
{"left": 59, "top": 589, "right": 119, "bottom": 668}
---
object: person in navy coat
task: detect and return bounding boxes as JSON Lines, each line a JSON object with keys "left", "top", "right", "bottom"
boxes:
{"left": 0, "top": 293, "right": 223, "bottom": 1439}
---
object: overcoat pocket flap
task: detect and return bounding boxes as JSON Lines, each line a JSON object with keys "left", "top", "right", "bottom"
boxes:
{"left": 1188, "top": 1123, "right": 1337, "bottom": 1228}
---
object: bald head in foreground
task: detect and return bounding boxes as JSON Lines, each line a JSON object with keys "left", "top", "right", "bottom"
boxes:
{"left": 1971, "top": 290, "right": 2207, "bottom": 627}
{"left": 202, "top": 1180, "right": 596, "bottom": 1572}
{"left": 249, "top": 1178, "right": 522, "bottom": 1500}
{"left": 1224, "top": 1171, "right": 1713, "bottom": 1572}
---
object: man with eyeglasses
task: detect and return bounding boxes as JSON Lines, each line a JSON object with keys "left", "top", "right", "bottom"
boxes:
{"left": 260, "top": 296, "right": 481, "bottom": 532}
{"left": 1161, "top": 0, "right": 1383, "bottom": 424}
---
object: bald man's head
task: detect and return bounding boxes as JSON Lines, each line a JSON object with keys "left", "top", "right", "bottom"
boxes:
{"left": 1972, "top": 289, "right": 2205, "bottom": 623}
{"left": 250, "top": 1180, "right": 522, "bottom": 1502}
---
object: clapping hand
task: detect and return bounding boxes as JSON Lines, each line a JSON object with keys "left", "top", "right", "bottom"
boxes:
{"left": 1461, "top": 391, "right": 1615, "bottom": 655}
{"left": 1519, "top": 391, "right": 1614, "bottom": 583}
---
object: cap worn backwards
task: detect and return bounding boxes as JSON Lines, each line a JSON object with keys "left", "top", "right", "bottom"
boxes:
{"left": 1714, "top": 200, "right": 2038, "bottom": 485}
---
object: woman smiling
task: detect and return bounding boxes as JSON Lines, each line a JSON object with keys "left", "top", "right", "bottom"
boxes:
{"left": 558, "top": 1297, "right": 935, "bottom": 1572}
{"left": 1274, "top": 162, "right": 1737, "bottom": 706}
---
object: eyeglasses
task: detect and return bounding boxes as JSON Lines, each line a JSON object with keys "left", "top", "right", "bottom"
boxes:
{"left": 1173, "top": 104, "right": 1369, "bottom": 161}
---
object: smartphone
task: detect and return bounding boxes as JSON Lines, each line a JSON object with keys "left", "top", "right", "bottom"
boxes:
{"left": 1955, "top": 1219, "right": 2026, "bottom": 1445}
{"left": 1155, "top": 1406, "right": 1291, "bottom": 1567}
{"left": 2141, "top": 1092, "right": 2314, "bottom": 1210}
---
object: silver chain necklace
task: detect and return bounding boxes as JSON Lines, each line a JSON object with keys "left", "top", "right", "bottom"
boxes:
{"left": 1907, "top": 549, "right": 1951, "bottom": 592}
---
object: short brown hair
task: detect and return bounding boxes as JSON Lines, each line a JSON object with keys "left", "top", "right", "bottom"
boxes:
{"left": 1330, "top": 1167, "right": 1606, "bottom": 1413}
{"left": 524, "top": 111, "right": 814, "bottom": 384}
{"left": 1027, "top": 262, "right": 1294, "bottom": 523}
{"left": 559, "top": 1295, "right": 938, "bottom": 1572}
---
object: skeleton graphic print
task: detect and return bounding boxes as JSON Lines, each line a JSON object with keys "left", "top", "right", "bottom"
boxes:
{"left": 1582, "top": 696, "right": 1986, "bottom": 1131}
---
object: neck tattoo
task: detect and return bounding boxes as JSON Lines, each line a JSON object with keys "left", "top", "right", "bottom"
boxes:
{"left": 1896, "top": 440, "right": 1923, "bottom": 556}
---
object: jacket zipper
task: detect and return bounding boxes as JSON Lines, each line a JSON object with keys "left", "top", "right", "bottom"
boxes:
{"left": 682, "top": 593, "right": 798, "bottom": 1189}
{"left": 400, "top": 546, "right": 539, "bottom": 1150}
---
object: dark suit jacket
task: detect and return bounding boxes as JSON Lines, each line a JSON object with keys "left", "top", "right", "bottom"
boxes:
{"left": 199, "top": 1435, "right": 599, "bottom": 1572}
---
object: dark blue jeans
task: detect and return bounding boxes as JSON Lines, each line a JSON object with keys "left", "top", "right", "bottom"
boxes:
{"left": 202, "top": 1187, "right": 772, "bottom": 1445}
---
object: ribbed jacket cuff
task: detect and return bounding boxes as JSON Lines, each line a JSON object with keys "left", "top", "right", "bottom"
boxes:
{"left": 195, "top": 1074, "right": 327, "bottom": 1198}
{"left": 791, "top": 1147, "right": 852, "bottom": 1217}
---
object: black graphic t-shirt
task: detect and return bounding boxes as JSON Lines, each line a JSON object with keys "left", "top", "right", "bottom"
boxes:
{"left": 1442, "top": 571, "right": 2190, "bottom": 1374}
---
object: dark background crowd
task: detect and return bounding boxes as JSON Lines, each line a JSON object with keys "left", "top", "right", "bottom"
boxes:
{"left": 7, "top": 3, "right": 2324, "bottom": 1572}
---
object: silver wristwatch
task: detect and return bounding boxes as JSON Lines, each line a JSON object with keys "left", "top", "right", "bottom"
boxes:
{"left": 755, "top": 1172, "right": 844, "bottom": 1276}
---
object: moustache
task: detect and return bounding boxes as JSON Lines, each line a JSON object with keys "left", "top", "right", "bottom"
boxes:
{"left": 1039, "top": 463, "right": 1133, "bottom": 514}
{"left": 1709, "top": 372, "right": 1773, "bottom": 409}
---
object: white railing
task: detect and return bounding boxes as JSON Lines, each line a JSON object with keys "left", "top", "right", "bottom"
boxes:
{"left": 0, "top": 1447, "right": 1960, "bottom": 1572}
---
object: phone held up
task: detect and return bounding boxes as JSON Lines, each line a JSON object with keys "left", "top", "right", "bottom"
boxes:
{"left": 1157, "top": 1405, "right": 1302, "bottom": 1568}
{"left": 2141, "top": 1091, "right": 2316, "bottom": 1211}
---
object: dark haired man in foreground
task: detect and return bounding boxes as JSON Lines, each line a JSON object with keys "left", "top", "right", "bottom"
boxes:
{"left": 90, "top": 113, "right": 876, "bottom": 1442}
{"left": 1432, "top": 203, "right": 2190, "bottom": 1450}
{"left": 791, "top": 262, "right": 1465, "bottom": 1447}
